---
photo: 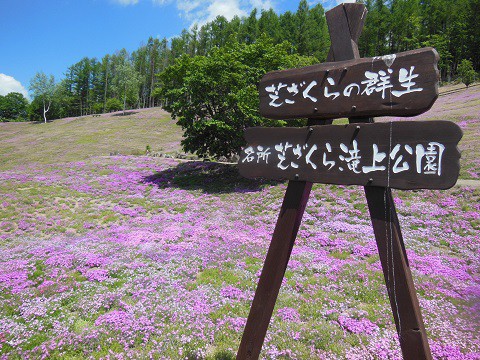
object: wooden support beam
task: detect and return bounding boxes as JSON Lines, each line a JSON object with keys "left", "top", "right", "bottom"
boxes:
{"left": 364, "top": 186, "right": 433, "bottom": 359}
{"left": 327, "top": 3, "right": 433, "bottom": 360}
{"left": 236, "top": 180, "right": 312, "bottom": 360}
{"left": 237, "top": 3, "right": 433, "bottom": 359}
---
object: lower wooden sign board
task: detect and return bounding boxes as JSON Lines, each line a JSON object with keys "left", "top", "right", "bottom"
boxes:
{"left": 238, "top": 121, "right": 462, "bottom": 190}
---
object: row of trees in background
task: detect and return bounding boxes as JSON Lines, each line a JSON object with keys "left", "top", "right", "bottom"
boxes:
{"left": 361, "top": 0, "right": 479, "bottom": 80}
{"left": 24, "top": 0, "right": 329, "bottom": 122}
{"left": 2, "top": 0, "right": 478, "bottom": 123}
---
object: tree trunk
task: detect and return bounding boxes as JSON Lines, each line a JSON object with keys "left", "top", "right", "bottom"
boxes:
{"left": 123, "top": 83, "right": 127, "bottom": 116}
{"left": 150, "top": 58, "right": 155, "bottom": 108}
{"left": 43, "top": 100, "right": 50, "bottom": 123}
{"left": 103, "top": 69, "right": 109, "bottom": 114}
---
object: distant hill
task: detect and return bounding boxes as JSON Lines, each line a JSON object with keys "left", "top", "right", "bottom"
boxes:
{"left": 0, "top": 108, "right": 182, "bottom": 170}
{"left": 1, "top": 83, "right": 478, "bottom": 179}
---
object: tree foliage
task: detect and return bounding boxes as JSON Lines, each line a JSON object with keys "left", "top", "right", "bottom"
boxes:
{"left": 112, "top": 62, "right": 141, "bottom": 114}
{"left": 359, "top": 0, "right": 478, "bottom": 81}
{"left": 0, "top": 92, "right": 28, "bottom": 121}
{"left": 29, "top": 72, "right": 55, "bottom": 123}
{"left": 158, "top": 37, "right": 317, "bottom": 159}
{"left": 457, "top": 59, "right": 477, "bottom": 87}
{"left": 4, "top": 0, "right": 475, "bottom": 124}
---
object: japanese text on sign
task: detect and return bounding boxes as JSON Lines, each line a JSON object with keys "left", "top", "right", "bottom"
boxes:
{"left": 265, "top": 65, "right": 422, "bottom": 108}
{"left": 242, "top": 140, "right": 445, "bottom": 176}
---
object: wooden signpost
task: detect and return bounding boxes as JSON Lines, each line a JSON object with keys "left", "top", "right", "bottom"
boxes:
{"left": 236, "top": 3, "right": 463, "bottom": 360}
{"left": 259, "top": 48, "right": 439, "bottom": 120}
{"left": 239, "top": 121, "right": 462, "bottom": 190}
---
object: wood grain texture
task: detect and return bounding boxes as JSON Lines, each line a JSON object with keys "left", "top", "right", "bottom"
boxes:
{"left": 236, "top": 181, "right": 312, "bottom": 360}
{"left": 259, "top": 48, "right": 439, "bottom": 120}
{"left": 239, "top": 121, "right": 462, "bottom": 190}
{"left": 364, "top": 186, "right": 433, "bottom": 360}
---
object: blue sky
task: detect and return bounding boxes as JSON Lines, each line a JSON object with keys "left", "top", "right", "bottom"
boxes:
{"left": 0, "top": 0, "right": 348, "bottom": 99}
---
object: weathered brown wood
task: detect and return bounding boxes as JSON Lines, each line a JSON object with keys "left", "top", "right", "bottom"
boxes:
{"left": 325, "top": 3, "right": 364, "bottom": 63}
{"left": 325, "top": 3, "right": 366, "bottom": 63}
{"left": 364, "top": 186, "right": 433, "bottom": 360}
{"left": 326, "top": 3, "right": 361, "bottom": 61}
{"left": 236, "top": 180, "right": 312, "bottom": 360}
{"left": 343, "top": 4, "right": 368, "bottom": 46}
{"left": 239, "top": 121, "right": 462, "bottom": 190}
{"left": 259, "top": 47, "right": 439, "bottom": 120}
{"left": 238, "top": 3, "right": 436, "bottom": 359}
{"left": 329, "top": 2, "right": 434, "bottom": 357}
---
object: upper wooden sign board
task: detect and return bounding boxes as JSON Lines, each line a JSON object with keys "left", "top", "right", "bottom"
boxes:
{"left": 259, "top": 47, "right": 439, "bottom": 120}
{"left": 238, "top": 121, "right": 462, "bottom": 190}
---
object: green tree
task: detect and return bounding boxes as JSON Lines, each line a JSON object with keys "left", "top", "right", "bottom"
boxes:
{"left": 279, "top": 11, "right": 298, "bottom": 54}
{"left": 29, "top": 72, "right": 55, "bottom": 123}
{"left": 457, "top": 59, "right": 476, "bottom": 87}
{"left": 28, "top": 82, "right": 70, "bottom": 121}
{"left": 105, "top": 98, "right": 123, "bottom": 112}
{"left": 158, "top": 37, "right": 317, "bottom": 159}
{"left": 360, "top": 0, "right": 391, "bottom": 57}
{"left": 466, "top": 0, "right": 480, "bottom": 70}
{"left": 422, "top": 33, "right": 452, "bottom": 80}
{"left": 258, "top": 9, "right": 282, "bottom": 43}
{"left": 389, "top": 0, "right": 421, "bottom": 52}
{"left": 112, "top": 62, "right": 141, "bottom": 114}
{"left": 0, "top": 92, "right": 29, "bottom": 121}
{"left": 295, "top": 0, "right": 312, "bottom": 55}
{"left": 239, "top": 8, "right": 258, "bottom": 45}
{"left": 307, "top": 3, "right": 330, "bottom": 61}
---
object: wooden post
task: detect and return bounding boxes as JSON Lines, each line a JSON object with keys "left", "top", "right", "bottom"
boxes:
{"left": 236, "top": 180, "right": 312, "bottom": 360}
{"left": 237, "top": 3, "right": 433, "bottom": 359}
{"left": 327, "top": 4, "right": 433, "bottom": 360}
{"left": 237, "top": 118, "right": 329, "bottom": 360}
{"left": 364, "top": 187, "right": 432, "bottom": 359}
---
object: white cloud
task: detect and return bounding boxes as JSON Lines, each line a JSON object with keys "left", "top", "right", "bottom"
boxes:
{"left": 206, "top": 0, "right": 247, "bottom": 21}
{"left": 113, "top": 0, "right": 277, "bottom": 26}
{"left": 249, "top": 0, "right": 274, "bottom": 11}
{"left": 177, "top": 0, "right": 277, "bottom": 26}
{"left": 177, "top": 0, "right": 203, "bottom": 18}
{"left": 111, "top": 0, "right": 139, "bottom": 5}
{"left": 0, "top": 74, "right": 29, "bottom": 100}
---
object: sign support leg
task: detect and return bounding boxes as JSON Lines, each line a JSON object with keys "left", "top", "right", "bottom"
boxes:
{"left": 364, "top": 186, "right": 432, "bottom": 360}
{"left": 237, "top": 3, "right": 435, "bottom": 359}
{"left": 236, "top": 180, "right": 312, "bottom": 360}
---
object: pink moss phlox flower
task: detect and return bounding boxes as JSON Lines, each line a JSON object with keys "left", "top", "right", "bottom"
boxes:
{"left": 83, "top": 268, "right": 109, "bottom": 282}
{"left": 277, "top": 307, "right": 301, "bottom": 323}
{"left": 217, "top": 317, "right": 247, "bottom": 333}
{"left": 338, "top": 315, "right": 378, "bottom": 335}
{"left": 220, "top": 285, "right": 248, "bottom": 301}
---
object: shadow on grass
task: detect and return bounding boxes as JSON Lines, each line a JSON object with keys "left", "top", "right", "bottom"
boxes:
{"left": 31, "top": 120, "right": 51, "bottom": 125}
{"left": 112, "top": 111, "right": 139, "bottom": 117}
{"left": 143, "top": 161, "right": 280, "bottom": 194}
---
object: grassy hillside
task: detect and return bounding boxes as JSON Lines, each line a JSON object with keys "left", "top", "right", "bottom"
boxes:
{"left": 0, "top": 108, "right": 182, "bottom": 170}
{"left": 0, "top": 85, "right": 478, "bottom": 359}
{"left": 377, "top": 84, "right": 480, "bottom": 180}
{"left": 1, "top": 84, "right": 478, "bottom": 178}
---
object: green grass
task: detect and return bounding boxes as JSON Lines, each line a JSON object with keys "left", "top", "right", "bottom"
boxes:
{"left": 0, "top": 89, "right": 478, "bottom": 359}
{"left": 0, "top": 108, "right": 182, "bottom": 170}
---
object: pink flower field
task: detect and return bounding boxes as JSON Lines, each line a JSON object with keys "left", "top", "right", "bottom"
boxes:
{"left": 0, "top": 85, "right": 479, "bottom": 359}
{"left": 0, "top": 155, "right": 478, "bottom": 359}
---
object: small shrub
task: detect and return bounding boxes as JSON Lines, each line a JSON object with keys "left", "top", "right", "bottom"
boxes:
{"left": 105, "top": 98, "right": 123, "bottom": 112}
{"left": 92, "top": 102, "right": 104, "bottom": 114}
{"left": 457, "top": 59, "right": 476, "bottom": 87}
